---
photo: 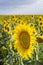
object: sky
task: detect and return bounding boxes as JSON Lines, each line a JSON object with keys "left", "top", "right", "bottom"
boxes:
{"left": 0, "top": 0, "right": 43, "bottom": 14}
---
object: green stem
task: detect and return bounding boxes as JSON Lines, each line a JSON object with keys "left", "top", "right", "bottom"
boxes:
{"left": 35, "top": 43, "right": 39, "bottom": 61}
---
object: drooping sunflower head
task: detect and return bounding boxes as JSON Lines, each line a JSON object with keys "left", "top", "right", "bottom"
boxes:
{"left": 13, "top": 22, "right": 37, "bottom": 59}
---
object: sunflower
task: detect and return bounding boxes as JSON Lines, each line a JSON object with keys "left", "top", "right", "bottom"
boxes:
{"left": 39, "top": 21, "right": 43, "bottom": 26}
{"left": 13, "top": 22, "right": 37, "bottom": 59}
{"left": 12, "top": 16, "right": 18, "bottom": 21}
{"left": 31, "top": 15, "right": 34, "bottom": 19}
{"left": 38, "top": 16, "right": 42, "bottom": 22}
{"left": 29, "top": 23, "right": 35, "bottom": 28}
{"left": 36, "top": 36, "right": 43, "bottom": 43}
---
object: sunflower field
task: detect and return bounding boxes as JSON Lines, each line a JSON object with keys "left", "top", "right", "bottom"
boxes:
{"left": 0, "top": 15, "right": 43, "bottom": 65}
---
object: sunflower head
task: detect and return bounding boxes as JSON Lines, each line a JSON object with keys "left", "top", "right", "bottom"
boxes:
{"left": 13, "top": 22, "right": 37, "bottom": 59}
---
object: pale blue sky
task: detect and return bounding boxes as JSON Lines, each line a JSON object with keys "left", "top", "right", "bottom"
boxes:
{"left": 0, "top": 0, "right": 43, "bottom": 14}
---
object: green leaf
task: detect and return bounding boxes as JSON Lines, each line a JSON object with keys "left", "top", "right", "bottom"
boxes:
{"left": 0, "top": 24, "right": 3, "bottom": 30}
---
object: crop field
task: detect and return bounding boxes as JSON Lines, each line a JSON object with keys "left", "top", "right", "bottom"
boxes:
{"left": 0, "top": 15, "right": 43, "bottom": 65}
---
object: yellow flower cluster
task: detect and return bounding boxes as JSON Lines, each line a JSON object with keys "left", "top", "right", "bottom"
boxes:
{"left": 37, "top": 15, "right": 43, "bottom": 31}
